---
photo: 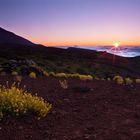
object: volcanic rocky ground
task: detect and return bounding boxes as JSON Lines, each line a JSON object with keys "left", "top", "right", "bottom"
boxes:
{"left": 0, "top": 76, "right": 140, "bottom": 140}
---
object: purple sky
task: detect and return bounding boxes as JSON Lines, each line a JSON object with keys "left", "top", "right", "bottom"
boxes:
{"left": 0, "top": 0, "right": 140, "bottom": 46}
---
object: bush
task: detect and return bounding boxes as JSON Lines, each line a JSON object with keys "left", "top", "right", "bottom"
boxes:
{"left": 107, "top": 78, "right": 111, "bottom": 81}
{"left": 125, "top": 77, "right": 133, "bottom": 85}
{"left": 55, "top": 73, "right": 67, "bottom": 78}
{"left": 43, "top": 71, "right": 49, "bottom": 77}
{"left": 79, "top": 75, "right": 93, "bottom": 81}
{"left": 49, "top": 72, "right": 55, "bottom": 76}
{"left": 94, "top": 76, "right": 100, "bottom": 80}
{"left": 29, "top": 72, "right": 36, "bottom": 78}
{"left": 113, "top": 75, "right": 124, "bottom": 84}
{"left": 11, "top": 71, "right": 18, "bottom": 76}
{"left": 0, "top": 84, "right": 52, "bottom": 120}
{"left": 14, "top": 76, "right": 22, "bottom": 82}
{"left": 67, "top": 73, "right": 79, "bottom": 78}
{"left": 136, "top": 79, "right": 140, "bottom": 84}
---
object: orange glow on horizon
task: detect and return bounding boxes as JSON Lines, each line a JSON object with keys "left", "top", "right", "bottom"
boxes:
{"left": 28, "top": 37, "right": 140, "bottom": 47}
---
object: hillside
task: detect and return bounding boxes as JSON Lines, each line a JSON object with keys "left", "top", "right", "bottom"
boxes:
{"left": 0, "top": 27, "right": 140, "bottom": 78}
{"left": 0, "top": 27, "right": 140, "bottom": 140}
{"left": 0, "top": 27, "right": 34, "bottom": 46}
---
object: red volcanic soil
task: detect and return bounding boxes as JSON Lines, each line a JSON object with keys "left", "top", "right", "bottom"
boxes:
{"left": 0, "top": 76, "right": 140, "bottom": 140}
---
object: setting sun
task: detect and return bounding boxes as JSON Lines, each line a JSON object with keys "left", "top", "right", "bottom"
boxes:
{"left": 113, "top": 42, "right": 120, "bottom": 48}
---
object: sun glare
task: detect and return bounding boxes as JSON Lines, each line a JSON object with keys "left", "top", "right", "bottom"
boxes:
{"left": 114, "top": 42, "right": 120, "bottom": 48}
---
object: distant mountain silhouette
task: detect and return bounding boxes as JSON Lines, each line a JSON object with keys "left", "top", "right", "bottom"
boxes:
{"left": 0, "top": 27, "right": 35, "bottom": 46}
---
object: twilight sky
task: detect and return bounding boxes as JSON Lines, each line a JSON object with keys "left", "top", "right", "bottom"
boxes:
{"left": 0, "top": 0, "right": 140, "bottom": 46}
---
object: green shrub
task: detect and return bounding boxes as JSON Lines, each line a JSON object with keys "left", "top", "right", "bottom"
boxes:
{"left": 0, "top": 84, "right": 52, "bottom": 120}
{"left": 29, "top": 72, "right": 36, "bottom": 78}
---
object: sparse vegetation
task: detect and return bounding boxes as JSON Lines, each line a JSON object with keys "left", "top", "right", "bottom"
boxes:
{"left": 59, "top": 80, "right": 68, "bottom": 89}
{"left": 11, "top": 71, "right": 18, "bottom": 76}
{"left": 113, "top": 75, "right": 124, "bottom": 84}
{"left": 43, "top": 71, "right": 49, "bottom": 77}
{"left": 55, "top": 73, "right": 67, "bottom": 78}
{"left": 125, "top": 77, "right": 133, "bottom": 85}
{"left": 0, "top": 83, "right": 52, "bottom": 120}
{"left": 78, "top": 74, "right": 93, "bottom": 81}
{"left": 49, "top": 72, "right": 55, "bottom": 76}
{"left": 14, "top": 76, "right": 22, "bottom": 82}
{"left": 29, "top": 72, "right": 36, "bottom": 78}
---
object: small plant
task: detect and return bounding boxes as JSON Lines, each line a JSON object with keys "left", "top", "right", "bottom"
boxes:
{"left": 11, "top": 71, "right": 18, "bottom": 76}
{"left": 43, "top": 71, "right": 49, "bottom": 77}
{"left": 0, "top": 83, "right": 52, "bottom": 120}
{"left": 29, "top": 72, "right": 36, "bottom": 78}
{"left": 14, "top": 76, "right": 22, "bottom": 82}
{"left": 107, "top": 78, "right": 111, "bottom": 81}
{"left": 55, "top": 73, "right": 67, "bottom": 78}
{"left": 136, "top": 79, "right": 140, "bottom": 84}
{"left": 113, "top": 75, "right": 124, "bottom": 84}
{"left": 59, "top": 80, "right": 68, "bottom": 89}
{"left": 94, "top": 76, "right": 100, "bottom": 80}
{"left": 49, "top": 72, "right": 55, "bottom": 76}
{"left": 125, "top": 77, "right": 133, "bottom": 85}
{"left": 79, "top": 75, "right": 93, "bottom": 81}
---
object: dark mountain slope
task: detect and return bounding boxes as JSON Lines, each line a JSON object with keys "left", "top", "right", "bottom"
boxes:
{"left": 0, "top": 27, "right": 34, "bottom": 46}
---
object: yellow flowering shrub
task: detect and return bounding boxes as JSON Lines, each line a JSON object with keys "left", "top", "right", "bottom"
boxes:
{"left": 29, "top": 72, "right": 36, "bottom": 78}
{"left": 47, "top": 72, "right": 93, "bottom": 81}
{"left": 113, "top": 75, "right": 124, "bottom": 84}
{"left": 0, "top": 84, "right": 52, "bottom": 120}
{"left": 65, "top": 73, "right": 93, "bottom": 81}
{"left": 79, "top": 75, "right": 93, "bottom": 81}
{"left": 49, "top": 72, "right": 55, "bottom": 76}
{"left": 43, "top": 71, "right": 49, "bottom": 77}
{"left": 55, "top": 73, "right": 67, "bottom": 77}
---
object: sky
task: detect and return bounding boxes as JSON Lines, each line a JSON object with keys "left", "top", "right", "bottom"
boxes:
{"left": 0, "top": 0, "right": 140, "bottom": 46}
